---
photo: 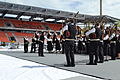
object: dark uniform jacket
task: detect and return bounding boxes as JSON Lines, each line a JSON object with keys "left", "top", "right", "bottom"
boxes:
{"left": 63, "top": 23, "right": 76, "bottom": 39}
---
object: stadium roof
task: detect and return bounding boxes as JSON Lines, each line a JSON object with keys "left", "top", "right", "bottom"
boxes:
{"left": 0, "top": 1, "right": 120, "bottom": 23}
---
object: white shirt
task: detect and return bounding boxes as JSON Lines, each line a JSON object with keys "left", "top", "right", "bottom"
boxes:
{"left": 109, "top": 33, "right": 115, "bottom": 40}
{"left": 44, "top": 36, "right": 48, "bottom": 40}
{"left": 85, "top": 28, "right": 96, "bottom": 36}
{"left": 62, "top": 25, "right": 68, "bottom": 32}
{"left": 103, "top": 35, "right": 109, "bottom": 40}
{"left": 47, "top": 39, "right": 52, "bottom": 41}
{"left": 60, "top": 25, "right": 68, "bottom": 35}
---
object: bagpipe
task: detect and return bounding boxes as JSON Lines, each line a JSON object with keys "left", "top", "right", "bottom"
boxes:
{"left": 62, "top": 11, "right": 79, "bottom": 38}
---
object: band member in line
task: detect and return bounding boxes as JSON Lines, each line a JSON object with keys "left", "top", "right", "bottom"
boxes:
{"left": 34, "top": 31, "right": 40, "bottom": 51}
{"left": 109, "top": 29, "right": 117, "bottom": 60}
{"left": 47, "top": 30, "right": 51, "bottom": 39}
{"left": 77, "top": 26, "right": 84, "bottom": 54}
{"left": 60, "top": 33, "right": 65, "bottom": 54}
{"left": 60, "top": 24, "right": 66, "bottom": 54}
{"left": 47, "top": 35, "right": 53, "bottom": 53}
{"left": 116, "top": 30, "right": 120, "bottom": 58}
{"left": 24, "top": 37, "right": 29, "bottom": 53}
{"left": 55, "top": 34, "right": 61, "bottom": 53}
{"left": 35, "top": 31, "right": 39, "bottom": 40}
{"left": 52, "top": 31, "right": 57, "bottom": 46}
{"left": 98, "top": 25, "right": 104, "bottom": 63}
{"left": 30, "top": 36, "right": 36, "bottom": 53}
{"left": 63, "top": 18, "right": 76, "bottom": 67}
{"left": 86, "top": 23, "right": 101, "bottom": 65}
{"left": 38, "top": 32, "right": 45, "bottom": 57}
{"left": 103, "top": 27, "right": 110, "bottom": 61}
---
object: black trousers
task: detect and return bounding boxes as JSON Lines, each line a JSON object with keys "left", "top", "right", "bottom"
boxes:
{"left": 64, "top": 40, "right": 75, "bottom": 65}
{"left": 116, "top": 41, "right": 120, "bottom": 54}
{"left": 110, "top": 42, "right": 116, "bottom": 60}
{"left": 24, "top": 44, "right": 28, "bottom": 53}
{"left": 88, "top": 41, "right": 99, "bottom": 64}
{"left": 30, "top": 43, "right": 36, "bottom": 53}
{"left": 62, "top": 41, "right": 65, "bottom": 54}
{"left": 98, "top": 42, "right": 104, "bottom": 62}
{"left": 38, "top": 42, "right": 44, "bottom": 56}
{"left": 104, "top": 43, "right": 109, "bottom": 56}
{"left": 86, "top": 41, "right": 90, "bottom": 55}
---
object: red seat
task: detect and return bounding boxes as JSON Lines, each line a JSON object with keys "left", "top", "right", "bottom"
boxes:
{"left": 6, "top": 32, "right": 13, "bottom": 37}
{"left": 1, "top": 18, "right": 62, "bottom": 31}
{"left": 0, "top": 31, "right": 10, "bottom": 42}
{"left": 14, "top": 32, "right": 34, "bottom": 44}
{"left": 0, "top": 19, "right": 4, "bottom": 27}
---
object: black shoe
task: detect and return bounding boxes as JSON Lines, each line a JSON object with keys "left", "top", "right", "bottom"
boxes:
{"left": 41, "top": 55, "right": 45, "bottom": 57}
{"left": 105, "top": 59, "right": 109, "bottom": 61}
{"left": 86, "top": 63, "right": 94, "bottom": 65}
{"left": 110, "top": 58, "right": 116, "bottom": 60}
{"left": 86, "top": 63, "right": 96, "bottom": 65}
{"left": 98, "top": 61, "right": 104, "bottom": 63}
{"left": 38, "top": 55, "right": 45, "bottom": 57}
{"left": 94, "top": 63, "right": 97, "bottom": 65}
{"left": 64, "top": 64, "right": 71, "bottom": 67}
{"left": 71, "top": 64, "right": 75, "bottom": 67}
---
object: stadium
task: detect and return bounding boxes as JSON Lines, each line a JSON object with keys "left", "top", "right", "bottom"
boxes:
{"left": 0, "top": 1, "right": 120, "bottom": 80}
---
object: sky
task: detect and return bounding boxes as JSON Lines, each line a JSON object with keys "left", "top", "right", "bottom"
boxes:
{"left": 0, "top": 0, "right": 120, "bottom": 19}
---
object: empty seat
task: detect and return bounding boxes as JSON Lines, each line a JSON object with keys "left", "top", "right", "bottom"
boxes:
{"left": 6, "top": 32, "right": 13, "bottom": 37}
{"left": 0, "top": 31, "right": 10, "bottom": 42}
{"left": 0, "top": 19, "right": 4, "bottom": 27}
{"left": 2, "top": 18, "right": 62, "bottom": 31}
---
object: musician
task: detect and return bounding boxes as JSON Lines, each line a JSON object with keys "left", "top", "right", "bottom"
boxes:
{"left": 103, "top": 27, "right": 110, "bottom": 61}
{"left": 30, "top": 36, "right": 36, "bottom": 53}
{"left": 116, "top": 30, "right": 120, "bottom": 58}
{"left": 47, "top": 35, "right": 53, "bottom": 53}
{"left": 47, "top": 30, "right": 51, "bottom": 39}
{"left": 60, "top": 23, "right": 66, "bottom": 54}
{"left": 52, "top": 31, "right": 57, "bottom": 45}
{"left": 98, "top": 25, "right": 104, "bottom": 63}
{"left": 86, "top": 23, "right": 101, "bottom": 65}
{"left": 24, "top": 37, "right": 29, "bottom": 53}
{"left": 77, "top": 26, "right": 85, "bottom": 54}
{"left": 60, "top": 34, "right": 65, "bottom": 54}
{"left": 77, "top": 37, "right": 84, "bottom": 54}
{"left": 34, "top": 31, "right": 39, "bottom": 50}
{"left": 109, "top": 29, "right": 117, "bottom": 60}
{"left": 76, "top": 26, "right": 81, "bottom": 38}
{"left": 55, "top": 34, "right": 61, "bottom": 53}
{"left": 35, "top": 31, "right": 39, "bottom": 40}
{"left": 38, "top": 32, "right": 45, "bottom": 57}
{"left": 63, "top": 18, "right": 76, "bottom": 67}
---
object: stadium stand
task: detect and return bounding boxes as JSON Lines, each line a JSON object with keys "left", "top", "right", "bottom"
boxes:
{"left": 10, "top": 19, "right": 22, "bottom": 28}
{"left": 0, "top": 31, "right": 10, "bottom": 42}
{"left": 0, "top": 1, "right": 119, "bottom": 45}
{"left": 14, "top": 32, "right": 34, "bottom": 43}
{"left": 0, "top": 18, "right": 62, "bottom": 31}
{"left": 0, "top": 31, "right": 34, "bottom": 43}
{"left": 0, "top": 19, "right": 4, "bottom": 27}
{"left": 44, "top": 22, "right": 62, "bottom": 31}
{"left": 10, "top": 19, "right": 44, "bottom": 29}
{"left": 6, "top": 32, "right": 13, "bottom": 37}
{"left": 14, "top": 32, "right": 34, "bottom": 37}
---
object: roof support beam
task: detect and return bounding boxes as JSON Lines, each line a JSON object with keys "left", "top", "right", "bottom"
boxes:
{"left": 29, "top": 15, "right": 36, "bottom": 21}
{"left": 1, "top": 10, "right": 8, "bottom": 18}
{"left": 16, "top": 12, "right": 25, "bottom": 19}
{"left": 53, "top": 18, "right": 62, "bottom": 23}
{"left": 40, "top": 15, "right": 53, "bottom": 22}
